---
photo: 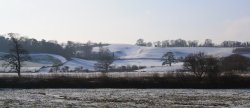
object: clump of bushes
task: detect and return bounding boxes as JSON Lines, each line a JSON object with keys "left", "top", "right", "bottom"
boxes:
{"left": 109, "top": 65, "right": 146, "bottom": 72}
{"left": 183, "top": 52, "right": 221, "bottom": 81}
{"left": 221, "top": 54, "right": 250, "bottom": 72}
{"left": 183, "top": 52, "right": 250, "bottom": 82}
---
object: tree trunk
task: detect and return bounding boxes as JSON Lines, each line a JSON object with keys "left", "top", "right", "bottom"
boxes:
{"left": 17, "top": 66, "right": 21, "bottom": 78}
{"left": 18, "top": 71, "right": 21, "bottom": 78}
{"left": 105, "top": 66, "right": 108, "bottom": 72}
{"left": 105, "top": 64, "right": 109, "bottom": 72}
{"left": 17, "top": 55, "right": 21, "bottom": 78}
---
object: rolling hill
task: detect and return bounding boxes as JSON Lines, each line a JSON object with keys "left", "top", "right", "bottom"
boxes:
{"left": 0, "top": 44, "right": 247, "bottom": 72}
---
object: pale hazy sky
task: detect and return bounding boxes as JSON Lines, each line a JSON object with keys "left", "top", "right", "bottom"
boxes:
{"left": 1, "top": 0, "right": 250, "bottom": 44}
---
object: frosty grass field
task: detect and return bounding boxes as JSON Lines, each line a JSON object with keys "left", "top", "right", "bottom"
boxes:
{"left": 0, "top": 89, "right": 250, "bottom": 108}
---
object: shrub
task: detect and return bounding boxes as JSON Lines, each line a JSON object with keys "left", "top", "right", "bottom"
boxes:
{"left": 183, "top": 52, "right": 221, "bottom": 81}
{"left": 221, "top": 54, "right": 250, "bottom": 72}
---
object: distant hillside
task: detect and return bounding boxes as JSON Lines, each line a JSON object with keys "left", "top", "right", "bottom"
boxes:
{"left": 94, "top": 44, "right": 235, "bottom": 59}
{"left": 1, "top": 44, "right": 250, "bottom": 73}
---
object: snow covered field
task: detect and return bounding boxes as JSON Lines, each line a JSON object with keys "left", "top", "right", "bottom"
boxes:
{"left": 0, "top": 89, "right": 250, "bottom": 107}
{"left": 94, "top": 44, "right": 235, "bottom": 59}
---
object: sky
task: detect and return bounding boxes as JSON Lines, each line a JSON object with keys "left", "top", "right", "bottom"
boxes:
{"left": 0, "top": 0, "right": 250, "bottom": 44}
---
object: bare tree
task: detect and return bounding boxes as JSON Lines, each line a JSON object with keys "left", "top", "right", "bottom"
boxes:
{"left": 136, "top": 39, "right": 146, "bottom": 46}
{"left": 203, "top": 39, "right": 214, "bottom": 47}
{"left": 146, "top": 42, "right": 153, "bottom": 47}
{"left": 161, "top": 52, "right": 175, "bottom": 66}
{"left": 154, "top": 41, "right": 162, "bottom": 47}
{"left": 183, "top": 52, "right": 207, "bottom": 80}
{"left": 183, "top": 52, "right": 221, "bottom": 81}
{"left": 188, "top": 40, "right": 198, "bottom": 47}
{"left": 161, "top": 40, "right": 170, "bottom": 47}
{"left": 94, "top": 47, "right": 114, "bottom": 72}
{"left": 2, "top": 33, "right": 31, "bottom": 77}
{"left": 205, "top": 56, "right": 221, "bottom": 81}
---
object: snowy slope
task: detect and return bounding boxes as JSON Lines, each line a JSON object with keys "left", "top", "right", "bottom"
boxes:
{"left": 113, "top": 60, "right": 162, "bottom": 67}
{"left": 63, "top": 58, "right": 97, "bottom": 71}
{"left": 0, "top": 53, "right": 68, "bottom": 72}
{"left": 0, "top": 60, "right": 49, "bottom": 72}
{"left": 92, "top": 44, "right": 236, "bottom": 72}
{"left": 30, "top": 53, "right": 67, "bottom": 64}
{"left": 94, "top": 44, "right": 235, "bottom": 59}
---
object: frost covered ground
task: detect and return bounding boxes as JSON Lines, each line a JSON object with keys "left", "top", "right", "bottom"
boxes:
{"left": 0, "top": 89, "right": 250, "bottom": 108}
{"left": 0, "top": 71, "right": 184, "bottom": 78}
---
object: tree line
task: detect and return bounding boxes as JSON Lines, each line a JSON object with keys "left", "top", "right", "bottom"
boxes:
{"left": 0, "top": 33, "right": 108, "bottom": 59}
{"left": 161, "top": 51, "right": 250, "bottom": 81}
{"left": 136, "top": 38, "right": 250, "bottom": 47}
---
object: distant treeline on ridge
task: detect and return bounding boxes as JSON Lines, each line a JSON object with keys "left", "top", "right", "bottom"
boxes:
{"left": 0, "top": 34, "right": 108, "bottom": 59}
{"left": 136, "top": 38, "right": 250, "bottom": 47}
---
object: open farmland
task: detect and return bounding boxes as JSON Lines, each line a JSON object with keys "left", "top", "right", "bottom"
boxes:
{"left": 0, "top": 72, "right": 185, "bottom": 78}
{"left": 0, "top": 89, "right": 250, "bottom": 108}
